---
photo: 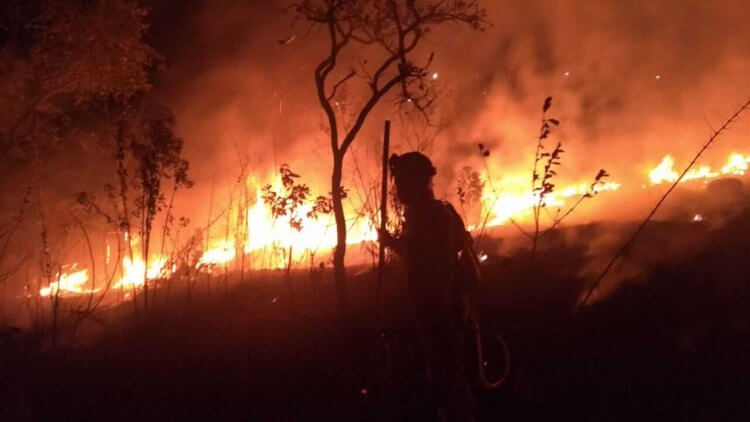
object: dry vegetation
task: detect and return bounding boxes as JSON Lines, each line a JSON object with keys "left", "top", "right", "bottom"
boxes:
{"left": 2, "top": 1, "right": 750, "bottom": 420}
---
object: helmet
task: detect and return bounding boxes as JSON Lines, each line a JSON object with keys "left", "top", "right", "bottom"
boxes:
{"left": 388, "top": 152, "right": 437, "bottom": 182}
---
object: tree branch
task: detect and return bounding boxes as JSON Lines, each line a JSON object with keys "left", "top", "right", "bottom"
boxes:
{"left": 340, "top": 74, "right": 403, "bottom": 154}
{"left": 578, "top": 97, "right": 750, "bottom": 309}
{"left": 327, "top": 68, "right": 356, "bottom": 101}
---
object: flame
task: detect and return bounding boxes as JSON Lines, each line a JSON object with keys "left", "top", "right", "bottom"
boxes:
{"left": 480, "top": 179, "right": 621, "bottom": 227}
{"left": 39, "top": 265, "right": 95, "bottom": 297}
{"left": 649, "top": 153, "right": 750, "bottom": 185}
{"left": 720, "top": 153, "right": 750, "bottom": 175}
{"left": 649, "top": 155, "right": 680, "bottom": 184}
{"left": 39, "top": 151, "right": 748, "bottom": 299}
{"left": 113, "top": 255, "right": 168, "bottom": 291}
{"left": 198, "top": 240, "right": 236, "bottom": 268}
{"left": 560, "top": 181, "right": 622, "bottom": 198}
{"left": 241, "top": 178, "right": 376, "bottom": 269}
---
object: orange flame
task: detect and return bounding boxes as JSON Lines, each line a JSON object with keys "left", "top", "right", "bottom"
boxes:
{"left": 720, "top": 153, "right": 750, "bottom": 175}
{"left": 198, "top": 240, "right": 236, "bottom": 268}
{"left": 649, "top": 153, "right": 750, "bottom": 185}
{"left": 39, "top": 151, "right": 749, "bottom": 299}
{"left": 480, "top": 179, "right": 621, "bottom": 227}
{"left": 112, "top": 255, "right": 168, "bottom": 291}
{"left": 39, "top": 265, "right": 95, "bottom": 297}
{"left": 240, "top": 178, "right": 376, "bottom": 269}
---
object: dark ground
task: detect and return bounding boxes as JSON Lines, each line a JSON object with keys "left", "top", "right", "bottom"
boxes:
{"left": 3, "top": 200, "right": 750, "bottom": 421}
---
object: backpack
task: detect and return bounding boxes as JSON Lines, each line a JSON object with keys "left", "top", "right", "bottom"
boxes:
{"left": 442, "top": 201, "right": 483, "bottom": 294}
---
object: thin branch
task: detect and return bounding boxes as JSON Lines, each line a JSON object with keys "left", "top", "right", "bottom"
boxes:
{"left": 327, "top": 68, "right": 356, "bottom": 101}
{"left": 0, "top": 256, "right": 27, "bottom": 283}
{"left": 578, "top": 98, "right": 750, "bottom": 309}
{"left": 0, "top": 192, "right": 30, "bottom": 279}
{"left": 537, "top": 195, "right": 586, "bottom": 240}
{"left": 70, "top": 212, "right": 97, "bottom": 311}
{"left": 371, "top": 53, "right": 400, "bottom": 91}
{"left": 702, "top": 115, "right": 716, "bottom": 133}
{"left": 507, "top": 216, "right": 534, "bottom": 240}
{"left": 340, "top": 74, "right": 403, "bottom": 154}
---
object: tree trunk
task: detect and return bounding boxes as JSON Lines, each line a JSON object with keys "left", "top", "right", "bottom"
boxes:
{"left": 331, "top": 153, "right": 348, "bottom": 318}
{"left": 285, "top": 245, "right": 296, "bottom": 316}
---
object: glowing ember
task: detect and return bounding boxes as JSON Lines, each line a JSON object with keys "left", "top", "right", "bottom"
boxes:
{"left": 40, "top": 265, "right": 95, "bottom": 297}
{"left": 693, "top": 214, "right": 704, "bottom": 222}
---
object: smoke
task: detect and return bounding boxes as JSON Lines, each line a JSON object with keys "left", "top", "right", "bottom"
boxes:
{"left": 144, "top": 0, "right": 750, "bottom": 218}
{"left": 435, "top": 0, "right": 750, "bottom": 184}
{"left": 1, "top": 0, "right": 748, "bottom": 325}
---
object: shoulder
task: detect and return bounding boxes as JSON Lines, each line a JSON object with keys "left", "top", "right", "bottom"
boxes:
{"left": 424, "top": 200, "right": 458, "bottom": 228}
{"left": 437, "top": 200, "right": 467, "bottom": 227}
{"left": 406, "top": 200, "right": 451, "bottom": 229}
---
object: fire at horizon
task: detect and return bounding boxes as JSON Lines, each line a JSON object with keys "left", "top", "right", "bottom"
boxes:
{"left": 39, "top": 151, "right": 750, "bottom": 298}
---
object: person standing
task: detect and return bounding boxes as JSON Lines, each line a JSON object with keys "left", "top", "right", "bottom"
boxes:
{"left": 379, "top": 152, "right": 474, "bottom": 422}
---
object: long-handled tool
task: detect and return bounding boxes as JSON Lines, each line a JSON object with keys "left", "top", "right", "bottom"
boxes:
{"left": 377, "top": 120, "right": 393, "bottom": 381}
{"left": 376, "top": 121, "right": 390, "bottom": 308}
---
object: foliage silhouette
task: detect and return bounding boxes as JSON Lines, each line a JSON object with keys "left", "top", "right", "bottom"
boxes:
{"left": 288, "top": 0, "right": 488, "bottom": 317}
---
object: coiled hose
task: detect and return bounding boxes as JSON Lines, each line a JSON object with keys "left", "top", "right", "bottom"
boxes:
{"left": 469, "top": 310, "right": 511, "bottom": 390}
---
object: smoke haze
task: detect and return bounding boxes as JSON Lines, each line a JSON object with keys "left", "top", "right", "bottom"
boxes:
{"left": 143, "top": 0, "right": 749, "bottom": 213}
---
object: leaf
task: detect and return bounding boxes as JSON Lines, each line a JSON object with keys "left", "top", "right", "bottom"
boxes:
{"left": 543, "top": 96, "right": 552, "bottom": 112}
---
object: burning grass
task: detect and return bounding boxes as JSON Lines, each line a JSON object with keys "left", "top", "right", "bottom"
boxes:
{"left": 31, "top": 150, "right": 750, "bottom": 301}
{"left": 6, "top": 202, "right": 750, "bottom": 420}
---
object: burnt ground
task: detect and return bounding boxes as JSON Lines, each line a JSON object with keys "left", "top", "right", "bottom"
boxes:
{"left": 3, "top": 207, "right": 750, "bottom": 421}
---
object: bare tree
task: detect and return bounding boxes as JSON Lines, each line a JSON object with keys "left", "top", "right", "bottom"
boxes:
{"left": 289, "top": 0, "right": 488, "bottom": 316}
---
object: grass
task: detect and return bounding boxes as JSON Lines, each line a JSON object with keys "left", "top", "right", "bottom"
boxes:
{"left": 3, "top": 188, "right": 750, "bottom": 420}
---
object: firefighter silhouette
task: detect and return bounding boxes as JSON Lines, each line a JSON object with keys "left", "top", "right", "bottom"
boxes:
{"left": 380, "top": 152, "right": 474, "bottom": 422}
